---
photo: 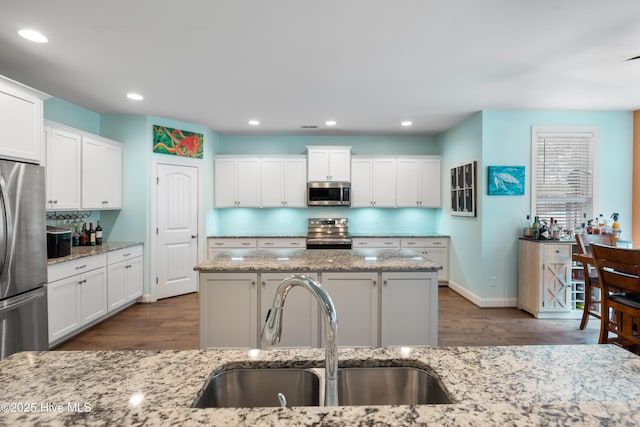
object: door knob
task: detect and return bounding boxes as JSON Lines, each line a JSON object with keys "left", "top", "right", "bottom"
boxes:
{"left": 191, "top": 235, "right": 198, "bottom": 239}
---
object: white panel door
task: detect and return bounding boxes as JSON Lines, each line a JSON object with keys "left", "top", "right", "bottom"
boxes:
{"left": 80, "top": 268, "right": 107, "bottom": 324}
{"left": 419, "top": 157, "right": 441, "bottom": 207}
{"left": 350, "top": 158, "right": 373, "bottom": 207}
{"left": 328, "top": 149, "right": 351, "bottom": 181}
{"left": 396, "top": 158, "right": 420, "bottom": 207}
{"left": 81, "top": 138, "right": 106, "bottom": 209}
{"left": 236, "top": 158, "right": 260, "bottom": 207}
{"left": 283, "top": 158, "right": 307, "bottom": 207}
{"left": 372, "top": 158, "right": 397, "bottom": 207}
{"left": 103, "top": 143, "right": 122, "bottom": 208}
{"left": 156, "top": 164, "right": 198, "bottom": 299}
{"left": 214, "top": 158, "right": 236, "bottom": 207}
{"left": 0, "top": 79, "right": 43, "bottom": 163}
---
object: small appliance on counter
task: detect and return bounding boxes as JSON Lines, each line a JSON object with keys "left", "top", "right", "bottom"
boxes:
{"left": 46, "top": 226, "right": 72, "bottom": 258}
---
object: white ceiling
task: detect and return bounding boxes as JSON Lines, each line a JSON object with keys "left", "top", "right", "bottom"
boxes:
{"left": 1, "top": 0, "right": 639, "bottom": 136}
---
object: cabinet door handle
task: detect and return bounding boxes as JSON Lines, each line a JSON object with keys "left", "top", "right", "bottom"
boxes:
{"left": 251, "top": 281, "right": 256, "bottom": 287}
{"left": 383, "top": 280, "right": 388, "bottom": 286}
{"left": 372, "top": 280, "right": 377, "bottom": 286}
{"left": 123, "top": 253, "right": 131, "bottom": 257}
{"left": 262, "top": 281, "right": 266, "bottom": 287}
{"left": 75, "top": 264, "right": 87, "bottom": 270}
{"left": 191, "top": 235, "right": 198, "bottom": 239}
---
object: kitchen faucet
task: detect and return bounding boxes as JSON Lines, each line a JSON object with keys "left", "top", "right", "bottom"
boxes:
{"left": 262, "top": 275, "right": 339, "bottom": 406}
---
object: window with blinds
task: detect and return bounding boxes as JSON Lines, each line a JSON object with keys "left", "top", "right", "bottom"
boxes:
{"left": 531, "top": 128, "right": 598, "bottom": 231}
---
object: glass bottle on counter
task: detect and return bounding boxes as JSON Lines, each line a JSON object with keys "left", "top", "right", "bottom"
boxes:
{"left": 72, "top": 224, "right": 80, "bottom": 246}
{"left": 89, "top": 223, "right": 96, "bottom": 246}
{"left": 80, "top": 223, "right": 88, "bottom": 246}
{"left": 95, "top": 221, "right": 103, "bottom": 246}
{"left": 532, "top": 216, "right": 540, "bottom": 240}
{"left": 539, "top": 220, "right": 549, "bottom": 240}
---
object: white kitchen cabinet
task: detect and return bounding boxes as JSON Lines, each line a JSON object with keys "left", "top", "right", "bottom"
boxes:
{"left": 214, "top": 157, "right": 260, "bottom": 207}
{"left": 320, "top": 272, "right": 379, "bottom": 347}
{"left": 518, "top": 239, "right": 575, "bottom": 319}
{"left": 0, "top": 75, "right": 48, "bottom": 164}
{"left": 81, "top": 136, "right": 122, "bottom": 209}
{"left": 401, "top": 237, "right": 449, "bottom": 282}
{"left": 351, "top": 157, "right": 397, "bottom": 207}
{"left": 260, "top": 157, "right": 306, "bottom": 207}
{"left": 44, "top": 125, "right": 82, "bottom": 210}
{"left": 199, "top": 273, "right": 259, "bottom": 348}
{"left": 396, "top": 157, "right": 441, "bottom": 208}
{"left": 260, "top": 272, "right": 318, "bottom": 348}
{"left": 352, "top": 237, "right": 400, "bottom": 249}
{"left": 306, "top": 146, "right": 351, "bottom": 182}
{"left": 107, "top": 245, "right": 144, "bottom": 312}
{"left": 381, "top": 271, "right": 438, "bottom": 346}
{"left": 47, "top": 254, "right": 108, "bottom": 346}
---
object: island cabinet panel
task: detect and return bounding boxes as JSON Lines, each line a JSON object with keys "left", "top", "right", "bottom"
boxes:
{"left": 199, "top": 273, "right": 259, "bottom": 348}
{"left": 380, "top": 272, "right": 438, "bottom": 346}
{"left": 260, "top": 272, "right": 319, "bottom": 348}
{"left": 320, "top": 272, "right": 379, "bottom": 347}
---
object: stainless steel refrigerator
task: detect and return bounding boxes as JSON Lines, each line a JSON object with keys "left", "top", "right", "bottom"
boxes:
{"left": 0, "top": 159, "right": 48, "bottom": 360}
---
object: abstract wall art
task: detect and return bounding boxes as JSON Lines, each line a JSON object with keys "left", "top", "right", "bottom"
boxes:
{"left": 152, "top": 125, "right": 203, "bottom": 158}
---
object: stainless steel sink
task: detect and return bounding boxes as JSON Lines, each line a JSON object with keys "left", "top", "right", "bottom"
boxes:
{"left": 337, "top": 367, "right": 452, "bottom": 406}
{"left": 193, "top": 366, "right": 452, "bottom": 408}
{"left": 193, "top": 368, "right": 321, "bottom": 408}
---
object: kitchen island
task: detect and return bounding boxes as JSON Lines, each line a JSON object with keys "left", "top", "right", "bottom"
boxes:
{"left": 1, "top": 345, "right": 639, "bottom": 425}
{"left": 195, "top": 248, "right": 441, "bottom": 348}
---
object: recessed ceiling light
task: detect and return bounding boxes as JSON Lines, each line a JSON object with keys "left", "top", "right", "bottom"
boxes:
{"left": 325, "top": 120, "right": 337, "bottom": 126}
{"left": 17, "top": 29, "right": 48, "bottom": 43}
{"left": 248, "top": 120, "right": 260, "bottom": 126}
{"left": 401, "top": 121, "right": 413, "bottom": 127}
{"left": 126, "top": 93, "right": 144, "bottom": 101}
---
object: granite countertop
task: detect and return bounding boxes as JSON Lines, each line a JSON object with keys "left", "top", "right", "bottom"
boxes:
{"left": 1, "top": 345, "right": 639, "bottom": 425}
{"left": 194, "top": 248, "right": 442, "bottom": 272}
{"left": 47, "top": 242, "right": 143, "bottom": 265}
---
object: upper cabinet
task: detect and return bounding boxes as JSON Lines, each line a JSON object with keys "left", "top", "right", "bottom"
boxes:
{"left": 351, "top": 157, "right": 397, "bottom": 208}
{"left": 306, "top": 146, "right": 351, "bottom": 182}
{"left": 44, "top": 125, "right": 82, "bottom": 210}
{"left": 0, "top": 75, "right": 49, "bottom": 164}
{"left": 214, "top": 156, "right": 261, "bottom": 208}
{"left": 82, "top": 137, "right": 122, "bottom": 209}
{"left": 44, "top": 121, "right": 122, "bottom": 211}
{"left": 396, "top": 157, "right": 442, "bottom": 208}
{"left": 260, "top": 156, "right": 306, "bottom": 208}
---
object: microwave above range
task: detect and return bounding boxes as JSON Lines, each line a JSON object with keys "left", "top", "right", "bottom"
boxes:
{"left": 307, "top": 181, "right": 350, "bottom": 207}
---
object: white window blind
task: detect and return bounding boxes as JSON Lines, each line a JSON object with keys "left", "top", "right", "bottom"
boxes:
{"left": 533, "top": 129, "right": 596, "bottom": 230}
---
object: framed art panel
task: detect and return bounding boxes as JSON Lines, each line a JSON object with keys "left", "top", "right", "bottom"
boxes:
{"left": 450, "top": 161, "right": 476, "bottom": 217}
{"left": 488, "top": 166, "right": 524, "bottom": 195}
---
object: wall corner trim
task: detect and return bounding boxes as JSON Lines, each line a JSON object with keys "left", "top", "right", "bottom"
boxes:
{"left": 447, "top": 281, "right": 517, "bottom": 308}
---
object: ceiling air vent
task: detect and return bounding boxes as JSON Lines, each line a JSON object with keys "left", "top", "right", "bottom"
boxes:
{"left": 300, "top": 125, "right": 318, "bottom": 129}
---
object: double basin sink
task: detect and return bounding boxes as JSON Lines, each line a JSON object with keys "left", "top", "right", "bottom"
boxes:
{"left": 193, "top": 366, "right": 452, "bottom": 408}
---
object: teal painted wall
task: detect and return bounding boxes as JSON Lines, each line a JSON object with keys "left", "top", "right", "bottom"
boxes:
{"left": 435, "top": 113, "right": 484, "bottom": 297}
{"left": 44, "top": 97, "right": 101, "bottom": 134}
{"left": 437, "top": 110, "right": 633, "bottom": 303}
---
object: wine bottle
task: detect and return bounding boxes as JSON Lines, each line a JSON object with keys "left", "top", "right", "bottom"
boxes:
{"left": 89, "top": 222, "right": 96, "bottom": 246}
{"left": 95, "top": 221, "right": 103, "bottom": 246}
{"left": 80, "top": 223, "right": 88, "bottom": 246}
{"left": 532, "top": 216, "right": 540, "bottom": 240}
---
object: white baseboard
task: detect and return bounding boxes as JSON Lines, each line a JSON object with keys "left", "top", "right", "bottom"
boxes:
{"left": 447, "top": 280, "right": 517, "bottom": 308}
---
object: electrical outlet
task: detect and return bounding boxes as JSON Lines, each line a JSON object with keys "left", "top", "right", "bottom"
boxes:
{"left": 489, "top": 276, "right": 497, "bottom": 287}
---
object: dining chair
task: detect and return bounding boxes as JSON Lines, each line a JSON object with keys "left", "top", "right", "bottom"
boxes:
{"left": 574, "top": 233, "right": 617, "bottom": 329}
{"left": 590, "top": 243, "right": 640, "bottom": 355}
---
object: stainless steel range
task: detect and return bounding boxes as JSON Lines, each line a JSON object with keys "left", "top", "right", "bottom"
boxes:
{"left": 306, "top": 218, "right": 352, "bottom": 249}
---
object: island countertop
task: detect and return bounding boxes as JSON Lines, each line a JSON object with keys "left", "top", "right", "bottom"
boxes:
{"left": 1, "top": 345, "right": 639, "bottom": 426}
{"left": 194, "top": 248, "right": 442, "bottom": 272}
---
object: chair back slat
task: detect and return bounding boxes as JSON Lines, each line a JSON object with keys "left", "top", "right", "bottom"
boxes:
{"left": 591, "top": 243, "right": 640, "bottom": 294}
{"left": 575, "top": 233, "right": 617, "bottom": 255}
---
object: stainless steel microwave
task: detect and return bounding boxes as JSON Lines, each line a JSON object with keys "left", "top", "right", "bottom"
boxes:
{"left": 307, "top": 181, "right": 351, "bottom": 206}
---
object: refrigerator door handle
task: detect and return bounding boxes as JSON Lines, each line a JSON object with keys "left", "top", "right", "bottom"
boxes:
{"left": 0, "top": 175, "right": 11, "bottom": 278}
{"left": 0, "top": 287, "right": 46, "bottom": 315}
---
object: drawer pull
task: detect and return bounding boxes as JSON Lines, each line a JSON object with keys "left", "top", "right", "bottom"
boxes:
{"left": 263, "top": 242, "right": 274, "bottom": 246}
{"left": 123, "top": 252, "right": 131, "bottom": 257}
{"left": 75, "top": 264, "right": 87, "bottom": 270}
{"left": 241, "top": 243, "right": 251, "bottom": 246}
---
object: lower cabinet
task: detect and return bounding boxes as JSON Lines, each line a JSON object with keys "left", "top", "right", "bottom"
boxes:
{"left": 381, "top": 272, "right": 438, "bottom": 346}
{"left": 47, "top": 255, "right": 107, "bottom": 346}
{"left": 321, "top": 272, "right": 378, "bottom": 347}
{"left": 261, "top": 272, "right": 318, "bottom": 348}
{"left": 199, "top": 270, "right": 439, "bottom": 349}
{"left": 107, "top": 246, "right": 144, "bottom": 312}
{"left": 199, "top": 273, "right": 259, "bottom": 348}
{"left": 47, "top": 245, "right": 144, "bottom": 347}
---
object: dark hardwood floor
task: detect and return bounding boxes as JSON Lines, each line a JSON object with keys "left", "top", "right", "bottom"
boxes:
{"left": 54, "top": 287, "right": 599, "bottom": 351}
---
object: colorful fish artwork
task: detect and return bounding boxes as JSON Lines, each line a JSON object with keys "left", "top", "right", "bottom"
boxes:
{"left": 488, "top": 166, "right": 525, "bottom": 195}
{"left": 152, "top": 125, "right": 203, "bottom": 158}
